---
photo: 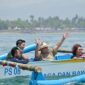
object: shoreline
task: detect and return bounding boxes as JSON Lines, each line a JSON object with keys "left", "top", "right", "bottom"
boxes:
{"left": 0, "top": 30, "right": 85, "bottom": 34}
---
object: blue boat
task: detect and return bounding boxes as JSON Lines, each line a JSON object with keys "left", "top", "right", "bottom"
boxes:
{"left": 0, "top": 43, "right": 85, "bottom": 81}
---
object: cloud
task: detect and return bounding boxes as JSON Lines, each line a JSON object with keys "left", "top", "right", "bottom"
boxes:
{"left": 0, "top": 0, "right": 45, "bottom": 9}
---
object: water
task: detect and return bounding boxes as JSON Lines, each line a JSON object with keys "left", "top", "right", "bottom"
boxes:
{"left": 0, "top": 32, "right": 85, "bottom": 85}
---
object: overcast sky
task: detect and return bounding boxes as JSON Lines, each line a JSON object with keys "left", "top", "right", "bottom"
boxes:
{"left": 0, "top": 0, "right": 85, "bottom": 20}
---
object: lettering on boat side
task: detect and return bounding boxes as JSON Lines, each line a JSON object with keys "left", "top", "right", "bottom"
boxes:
{"left": 44, "top": 70, "right": 85, "bottom": 78}
{"left": 4, "top": 67, "right": 21, "bottom": 76}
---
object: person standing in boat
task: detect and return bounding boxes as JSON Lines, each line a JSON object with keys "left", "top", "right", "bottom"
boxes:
{"left": 71, "top": 44, "right": 85, "bottom": 59}
{"left": 34, "top": 33, "right": 68, "bottom": 61}
{"left": 6, "top": 39, "right": 29, "bottom": 64}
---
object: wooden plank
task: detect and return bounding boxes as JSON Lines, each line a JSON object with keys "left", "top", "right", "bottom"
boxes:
{"left": 0, "top": 60, "right": 42, "bottom": 72}
{"left": 52, "top": 59, "right": 85, "bottom": 63}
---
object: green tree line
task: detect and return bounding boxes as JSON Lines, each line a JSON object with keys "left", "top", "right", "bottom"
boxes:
{"left": 0, "top": 14, "right": 85, "bottom": 31}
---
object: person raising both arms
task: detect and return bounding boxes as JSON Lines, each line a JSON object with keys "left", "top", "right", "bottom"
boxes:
{"left": 71, "top": 44, "right": 85, "bottom": 59}
{"left": 6, "top": 39, "right": 29, "bottom": 64}
{"left": 34, "top": 32, "right": 68, "bottom": 61}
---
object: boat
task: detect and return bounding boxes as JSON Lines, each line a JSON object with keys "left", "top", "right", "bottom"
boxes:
{"left": 1, "top": 58, "right": 85, "bottom": 79}
{"left": 0, "top": 44, "right": 85, "bottom": 80}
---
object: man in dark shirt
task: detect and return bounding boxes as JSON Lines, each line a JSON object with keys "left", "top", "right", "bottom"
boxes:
{"left": 6, "top": 39, "right": 29, "bottom": 64}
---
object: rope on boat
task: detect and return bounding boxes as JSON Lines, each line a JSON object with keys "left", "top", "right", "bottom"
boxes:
{"left": 0, "top": 60, "right": 42, "bottom": 73}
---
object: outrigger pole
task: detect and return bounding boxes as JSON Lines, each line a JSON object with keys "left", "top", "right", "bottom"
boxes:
{"left": 0, "top": 60, "right": 42, "bottom": 73}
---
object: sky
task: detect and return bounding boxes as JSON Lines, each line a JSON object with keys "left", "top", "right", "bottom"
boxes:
{"left": 0, "top": 0, "right": 85, "bottom": 20}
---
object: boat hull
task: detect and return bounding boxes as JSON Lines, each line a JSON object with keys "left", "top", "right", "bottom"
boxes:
{"left": 0, "top": 59, "right": 85, "bottom": 79}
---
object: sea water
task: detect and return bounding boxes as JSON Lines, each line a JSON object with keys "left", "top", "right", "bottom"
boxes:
{"left": 0, "top": 32, "right": 85, "bottom": 85}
